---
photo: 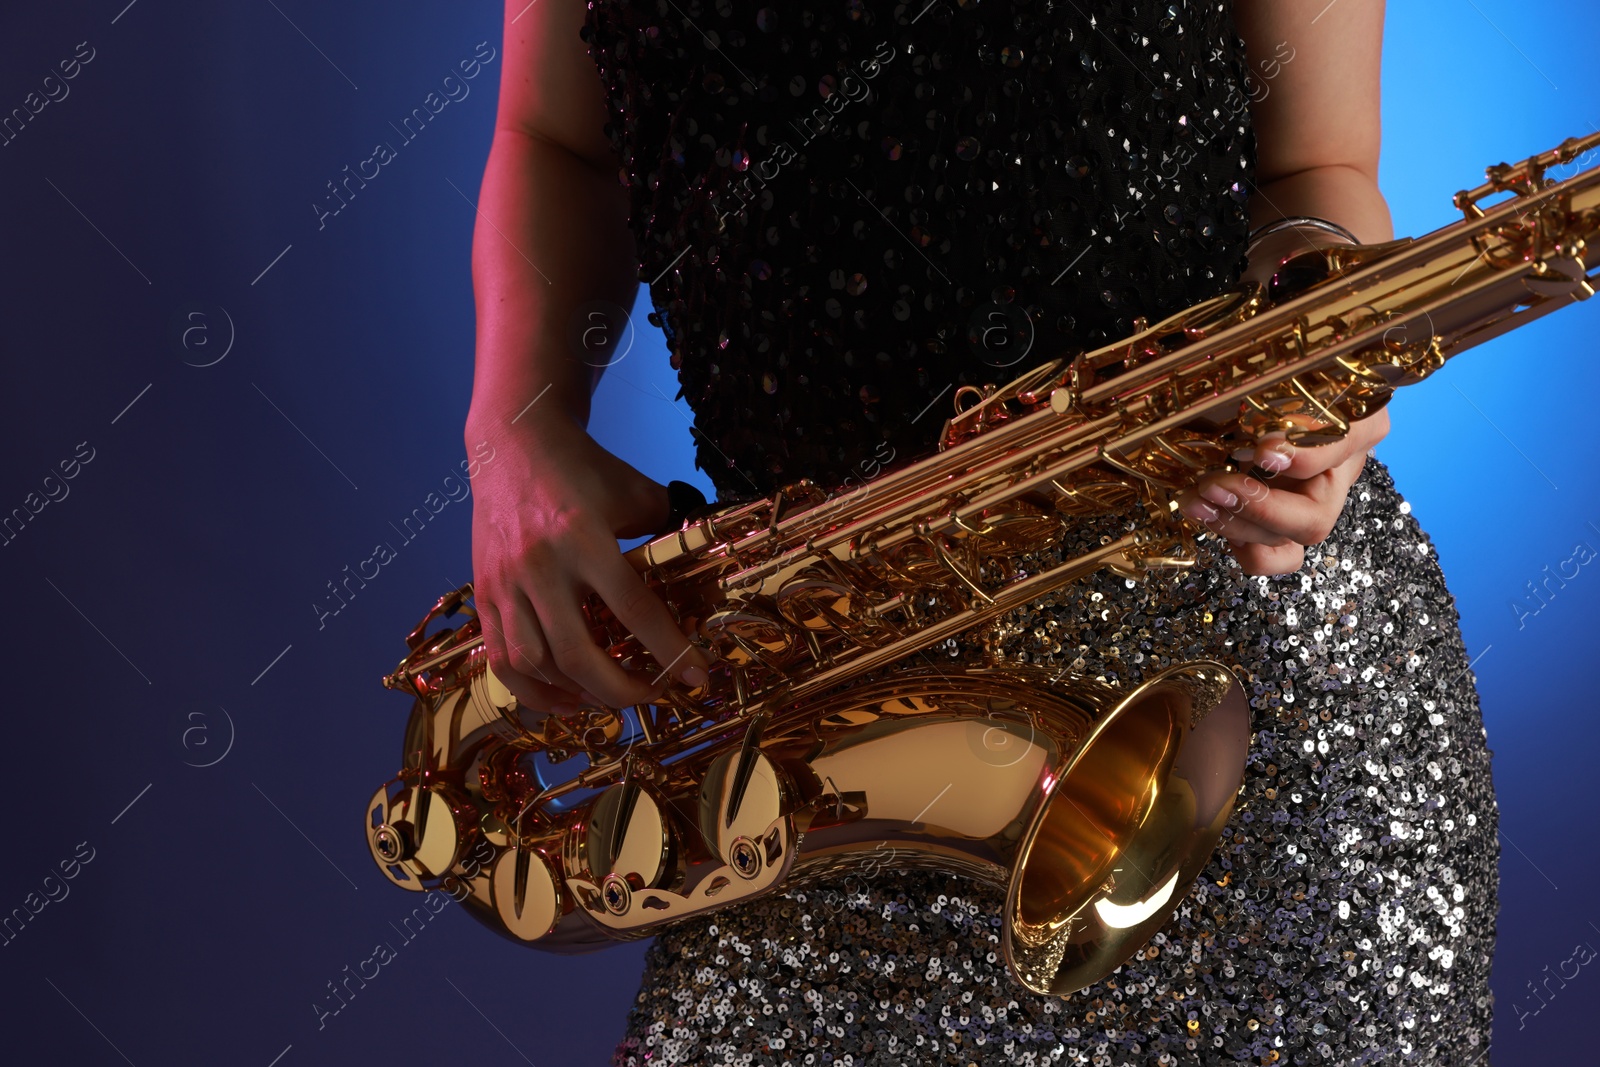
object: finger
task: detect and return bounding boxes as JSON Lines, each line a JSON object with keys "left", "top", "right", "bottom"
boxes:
{"left": 1185, "top": 469, "right": 1341, "bottom": 548}
{"left": 588, "top": 552, "right": 711, "bottom": 688}
{"left": 1235, "top": 428, "right": 1351, "bottom": 481}
{"left": 1187, "top": 451, "right": 1367, "bottom": 548}
{"left": 1235, "top": 407, "right": 1390, "bottom": 480}
{"left": 479, "top": 594, "right": 510, "bottom": 679}
{"left": 531, "top": 579, "right": 661, "bottom": 709}
{"left": 1175, "top": 487, "right": 1299, "bottom": 547}
{"left": 477, "top": 596, "right": 583, "bottom": 713}
{"left": 1175, "top": 492, "right": 1309, "bottom": 575}
{"left": 1288, "top": 409, "right": 1388, "bottom": 475}
{"left": 609, "top": 476, "right": 673, "bottom": 541}
{"left": 499, "top": 587, "right": 587, "bottom": 700}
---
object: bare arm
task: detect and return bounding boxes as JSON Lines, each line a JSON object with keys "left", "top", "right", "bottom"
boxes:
{"left": 1174, "top": 0, "right": 1394, "bottom": 576}
{"left": 466, "top": 0, "right": 709, "bottom": 714}
{"left": 466, "top": 0, "right": 634, "bottom": 432}
{"left": 1238, "top": 0, "right": 1393, "bottom": 244}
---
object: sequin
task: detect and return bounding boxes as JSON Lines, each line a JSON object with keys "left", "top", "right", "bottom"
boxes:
{"left": 608, "top": 495, "right": 1497, "bottom": 1062}
{"left": 582, "top": 0, "right": 1255, "bottom": 499}
{"left": 609, "top": 471, "right": 1498, "bottom": 1067}
{"left": 582, "top": 3, "right": 1497, "bottom": 1063}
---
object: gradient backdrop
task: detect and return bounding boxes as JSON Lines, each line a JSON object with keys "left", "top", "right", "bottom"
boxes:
{"left": 0, "top": 1, "right": 1595, "bottom": 1063}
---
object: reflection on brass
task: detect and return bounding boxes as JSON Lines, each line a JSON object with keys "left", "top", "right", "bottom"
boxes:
{"left": 366, "top": 132, "right": 1600, "bottom": 995}
{"left": 490, "top": 845, "right": 561, "bottom": 942}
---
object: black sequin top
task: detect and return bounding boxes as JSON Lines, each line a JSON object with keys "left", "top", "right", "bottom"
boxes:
{"left": 581, "top": 0, "right": 1257, "bottom": 498}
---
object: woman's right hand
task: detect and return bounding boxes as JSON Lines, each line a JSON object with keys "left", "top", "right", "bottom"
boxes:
{"left": 467, "top": 415, "right": 711, "bottom": 716}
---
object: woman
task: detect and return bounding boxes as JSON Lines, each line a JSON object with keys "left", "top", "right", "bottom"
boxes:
{"left": 465, "top": 0, "right": 1498, "bottom": 1062}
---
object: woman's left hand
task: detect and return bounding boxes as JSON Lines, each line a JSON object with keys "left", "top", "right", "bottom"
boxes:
{"left": 1172, "top": 407, "right": 1392, "bottom": 577}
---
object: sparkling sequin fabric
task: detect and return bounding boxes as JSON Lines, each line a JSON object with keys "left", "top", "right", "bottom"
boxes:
{"left": 610, "top": 462, "right": 1498, "bottom": 1065}
{"left": 581, "top": 0, "right": 1255, "bottom": 497}
{"left": 581, "top": 2, "right": 1499, "bottom": 1064}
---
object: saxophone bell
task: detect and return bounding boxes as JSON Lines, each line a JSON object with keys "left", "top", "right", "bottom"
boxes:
{"left": 1003, "top": 662, "right": 1250, "bottom": 994}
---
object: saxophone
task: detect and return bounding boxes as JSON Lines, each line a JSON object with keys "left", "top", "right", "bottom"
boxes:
{"left": 365, "top": 132, "right": 1600, "bottom": 996}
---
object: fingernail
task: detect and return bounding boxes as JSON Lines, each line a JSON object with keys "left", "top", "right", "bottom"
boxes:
{"left": 1257, "top": 446, "right": 1292, "bottom": 472}
{"left": 1199, "top": 483, "right": 1238, "bottom": 509}
{"left": 680, "top": 665, "right": 709, "bottom": 689}
{"left": 1229, "top": 446, "right": 1255, "bottom": 463}
{"left": 1180, "top": 498, "right": 1219, "bottom": 522}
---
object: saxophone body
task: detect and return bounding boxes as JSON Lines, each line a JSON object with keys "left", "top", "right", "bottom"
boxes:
{"left": 365, "top": 133, "right": 1600, "bottom": 996}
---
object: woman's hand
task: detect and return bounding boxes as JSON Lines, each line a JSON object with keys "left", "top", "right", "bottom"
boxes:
{"left": 468, "top": 416, "right": 711, "bottom": 715}
{"left": 1172, "top": 408, "right": 1391, "bottom": 577}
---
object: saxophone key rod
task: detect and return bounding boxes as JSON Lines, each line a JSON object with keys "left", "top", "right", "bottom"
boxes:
{"left": 367, "top": 129, "right": 1600, "bottom": 999}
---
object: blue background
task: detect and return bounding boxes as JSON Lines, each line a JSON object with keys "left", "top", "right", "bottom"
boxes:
{"left": 0, "top": 1, "right": 1594, "bottom": 1063}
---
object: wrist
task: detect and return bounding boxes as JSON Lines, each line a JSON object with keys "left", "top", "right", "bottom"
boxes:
{"left": 1246, "top": 166, "right": 1394, "bottom": 246}
{"left": 465, "top": 398, "right": 585, "bottom": 452}
{"left": 464, "top": 360, "right": 592, "bottom": 440}
{"left": 1240, "top": 217, "right": 1361, "bottom": 297}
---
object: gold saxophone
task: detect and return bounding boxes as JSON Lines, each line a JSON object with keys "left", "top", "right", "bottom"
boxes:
{"left": 365, "top": 132, "right": 1600, "bottom": 996}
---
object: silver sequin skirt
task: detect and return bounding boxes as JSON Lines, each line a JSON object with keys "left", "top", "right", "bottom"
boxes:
{"left": 612, "top": 456, "right": 1499, "bottom": 1066}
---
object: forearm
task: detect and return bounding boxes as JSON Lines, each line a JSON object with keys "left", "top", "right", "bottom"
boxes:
{"left": 1236, "top": 0, "right": 1390, "bottom": 250}
{"left": 1248, "top": 163, "right": 1394, "bottom": 248}
{"left": 464, "top": 127, "right": 638, "bottom": 443}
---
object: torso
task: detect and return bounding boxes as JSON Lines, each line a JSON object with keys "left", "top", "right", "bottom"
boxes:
{"left": 581, "top": 0, "right": 1257, "bottom": 497}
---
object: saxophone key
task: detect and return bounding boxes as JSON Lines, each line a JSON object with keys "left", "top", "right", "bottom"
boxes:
{"left": 364, "top": 778, "right": 480, "bottom": 891}
{"left": 698, "top": 746, "right": 789, "bottom": 872}
{"left": 490, "top": 844, "right": 563, "bottom": 941}
{"left": 568, "top": 781, "right": 678, "bottom": 919}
